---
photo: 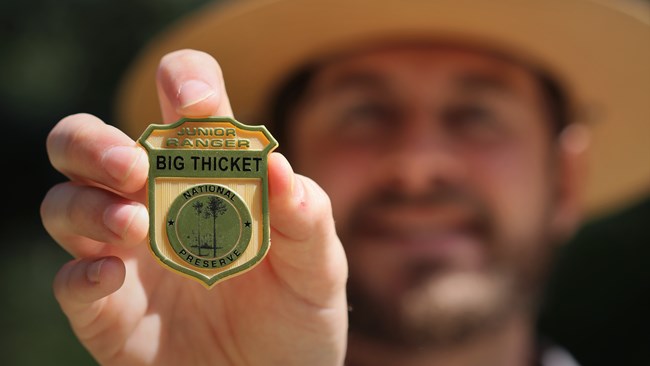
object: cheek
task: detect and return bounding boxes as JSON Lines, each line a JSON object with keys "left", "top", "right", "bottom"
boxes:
{"left": 468, "top": 141, "right": 553, "bottom": 245}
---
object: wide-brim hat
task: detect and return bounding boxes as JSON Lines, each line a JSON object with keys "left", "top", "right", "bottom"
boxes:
{"left": 116, "top": 0, "right": 650, "bottom": 217}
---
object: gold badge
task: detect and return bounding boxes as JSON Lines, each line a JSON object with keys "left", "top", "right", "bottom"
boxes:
{"left": 138, "top": 117, "right": 278, "bottom": 287}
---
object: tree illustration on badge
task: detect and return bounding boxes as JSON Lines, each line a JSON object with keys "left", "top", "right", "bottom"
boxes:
{"left": 205, "top": 196, "right": 228, "bottom": 257}
{"left": 192, "top": 200, "right": 205, "bottom": 256}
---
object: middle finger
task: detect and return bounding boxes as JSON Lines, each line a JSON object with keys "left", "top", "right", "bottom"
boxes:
{"left": 47, "top": 113, "right": 148, "bottom": 195}
{"left": 41, "top": 182, "right": 148, "bottom": 257}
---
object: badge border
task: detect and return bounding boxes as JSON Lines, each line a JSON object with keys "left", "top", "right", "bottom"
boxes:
{"left": 139, "top": 117, "right": 278, "bottom": 288}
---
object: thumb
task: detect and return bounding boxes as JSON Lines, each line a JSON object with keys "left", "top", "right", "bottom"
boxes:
{"left": 266, "top": 153, "right": 348, "bottom": 308}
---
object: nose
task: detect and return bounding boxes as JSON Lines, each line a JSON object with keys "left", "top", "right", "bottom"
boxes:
{"left": 381, "top": 123, "right": 466, "bottom": 194}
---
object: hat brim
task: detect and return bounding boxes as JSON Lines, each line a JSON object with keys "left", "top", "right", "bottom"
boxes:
{"left": 116, "top": 0, "right": 650, "bottom": 216}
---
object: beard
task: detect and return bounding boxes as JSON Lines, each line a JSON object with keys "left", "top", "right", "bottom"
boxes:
{"left": 348, "top": 261, "right": 524, "bottom": 348}
{"left": 342, "top": 183, "right": 553, "bottom": 349}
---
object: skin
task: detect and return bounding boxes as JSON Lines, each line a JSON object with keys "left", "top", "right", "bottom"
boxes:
{"left": 286, "top": 46, "right": 585, "bottom": 365}
{"left": 41, "top": 50, "right": 348, "bottom": 366}
{"left": 42, "top": 47, "right": 586, "bottom": 366}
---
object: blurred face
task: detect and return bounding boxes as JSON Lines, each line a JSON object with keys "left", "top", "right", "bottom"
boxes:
{"left": 287, "top": 45, "right": 565, "bottom": 346}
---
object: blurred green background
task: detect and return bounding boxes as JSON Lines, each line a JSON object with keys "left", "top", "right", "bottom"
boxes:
{"left": 0, "top": 0, "right": 648, "bottom": 365}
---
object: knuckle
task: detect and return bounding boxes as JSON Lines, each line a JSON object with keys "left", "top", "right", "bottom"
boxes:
{"left": 46, "top": 117, "right": 72, "bottom": 165}
{"left": 49, "top": 114, "right": 101, "bottom": 148}
{"left": 66, "top": 187, "right": 86, "bottom": 227}
{"left": 47, "top": 114, "right": 105, "bottom": 170}
{"left": 52, "top": 259, "right": 77, "bottom": 302}
{"left": 40, "top": 183, "right": 71, "bottom": 235}
{"left": 67, "top": 187, "right": 103, "bottom": 231}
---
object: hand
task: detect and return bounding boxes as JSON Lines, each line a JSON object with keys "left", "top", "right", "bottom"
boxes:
{"left": 41, "top": 50, "right": 348, "bottom": 366}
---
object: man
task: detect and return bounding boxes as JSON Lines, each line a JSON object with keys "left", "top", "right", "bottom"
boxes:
{"left": 41, "top": 0, "right": 649, "bottom": 365}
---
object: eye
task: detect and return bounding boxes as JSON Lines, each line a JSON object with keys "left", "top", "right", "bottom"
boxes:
{"left": 442, "top": 103, "right": 505, "bottom": 143}
{"left": 344, "top": 102, "right": 395, "bottom": 124}
{"left": 336, "top": 102, "right": 397, "bottom": 141}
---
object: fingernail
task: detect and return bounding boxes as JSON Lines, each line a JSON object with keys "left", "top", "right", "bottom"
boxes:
{"left": 177, "top": 80, "right": 215, "bottom": 110}
{"left": 87, "top": 258, "right": 106, "bottom": 283}
{"left": 102, "top": 146, "right": 145, "bottom": 183}
{"left": 104, "top": 202, "right": 146, "bottom": 239}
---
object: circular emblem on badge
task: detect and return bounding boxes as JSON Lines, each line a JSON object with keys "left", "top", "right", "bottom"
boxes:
{"left": 166, "top": 184, "right": 252, "bottom": 269}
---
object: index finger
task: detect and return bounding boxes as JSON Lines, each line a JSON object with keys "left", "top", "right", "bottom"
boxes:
{"left": 156, "top": 49, "right": 234, "bottom": 124}
{"left": 46, "top": 113, "right": 148, "bottom": 194}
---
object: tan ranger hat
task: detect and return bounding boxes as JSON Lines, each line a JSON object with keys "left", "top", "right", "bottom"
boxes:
{"left": 116, "top": 0, "right": 650, "bottom": 217}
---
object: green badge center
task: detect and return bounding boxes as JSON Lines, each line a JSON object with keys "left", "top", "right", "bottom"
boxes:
{"left": 167, "top": 184, "right": 252, "bottom": 269}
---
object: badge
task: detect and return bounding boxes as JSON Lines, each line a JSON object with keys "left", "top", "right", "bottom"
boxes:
{"left": 138, "top": 117, "right": 278, "bottom": 288}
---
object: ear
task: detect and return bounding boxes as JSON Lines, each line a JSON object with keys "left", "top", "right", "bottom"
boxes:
{"left": 550, "top": 123, "right": 590, "bottom": 243}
